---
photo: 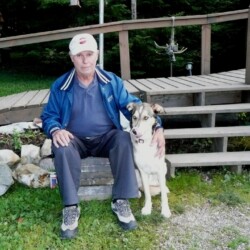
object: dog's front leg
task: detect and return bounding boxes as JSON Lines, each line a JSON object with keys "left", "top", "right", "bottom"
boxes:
{"left": 158, "top": 172, "right": 171, "bottom": 218}
{"left": 140, "top": 171, "right": 152, "bottom": 215}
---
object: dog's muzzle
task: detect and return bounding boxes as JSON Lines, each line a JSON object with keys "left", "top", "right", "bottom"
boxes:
{"left": 131, "top": 128, "right": 144, "bottom": 143}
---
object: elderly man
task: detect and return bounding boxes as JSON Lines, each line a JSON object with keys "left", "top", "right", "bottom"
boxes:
{"left": 41, "top": 33, "right": 165, "bottom": 239}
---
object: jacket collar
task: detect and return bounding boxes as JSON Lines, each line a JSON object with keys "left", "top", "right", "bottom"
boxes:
{"left": 60, "top": 67, "right": 111, "bottom": 91}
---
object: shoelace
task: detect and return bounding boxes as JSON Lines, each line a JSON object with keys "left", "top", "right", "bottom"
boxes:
{"left": 115, "top": 200, "right": 132, "bottom": 217}
{"left": 64, "top": 207, "right": 78, "bottom": 226}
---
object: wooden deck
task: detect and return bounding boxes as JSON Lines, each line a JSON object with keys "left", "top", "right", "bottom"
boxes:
{"left": 0, "top": 68, "right": 249, "bottom": 125}
{"left": 125, "top": 68, "right": 250, "bottom": 106}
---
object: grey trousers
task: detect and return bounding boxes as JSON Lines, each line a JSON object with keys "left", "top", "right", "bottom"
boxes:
{"left": 52, "top": 129, "right": 139, "bottom": 206}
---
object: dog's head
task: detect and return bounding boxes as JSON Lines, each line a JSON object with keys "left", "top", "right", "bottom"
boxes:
{"left": 127, "top": 102, "right": 164, "bottom": 141}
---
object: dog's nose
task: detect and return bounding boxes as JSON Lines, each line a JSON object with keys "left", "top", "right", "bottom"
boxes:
{"left": 132, "top": 128, "right": 137, "bottom": 135}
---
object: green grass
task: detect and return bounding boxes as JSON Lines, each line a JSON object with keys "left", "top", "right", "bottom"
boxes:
{"left": 0, "top": 68, "right": 54, "bottom": 97}
{"left": 0, "top": 169, "right": 249, "bottom": 250}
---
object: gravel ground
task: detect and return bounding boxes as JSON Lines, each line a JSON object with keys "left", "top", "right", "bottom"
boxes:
{"left": 157, "top": 204, "right": 250, "bottom": 250}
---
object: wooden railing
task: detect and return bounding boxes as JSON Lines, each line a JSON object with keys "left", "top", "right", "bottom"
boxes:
{"left": 0, "top": 8, "right": 249, "bottom": 81}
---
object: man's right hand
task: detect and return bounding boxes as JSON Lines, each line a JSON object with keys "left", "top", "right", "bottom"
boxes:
{"left": 52, "top": 129, "right": 74, "bottom": 148}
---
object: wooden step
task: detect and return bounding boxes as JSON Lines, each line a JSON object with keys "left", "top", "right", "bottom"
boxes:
{"left": 162, "top": 103, "right": 250, "bottom": 127}
{"left": 164, "top": 126, "right": 250, "bottom": 139}
{"left": 164, "top": 126, "right": 250, "bottom": 152}
{"left": 165, "top": 151, "right": 250, "bottom": 178}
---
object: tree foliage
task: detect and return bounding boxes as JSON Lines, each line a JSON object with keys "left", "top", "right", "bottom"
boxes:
{"left": 0, "top": 0, "right": 249, "bottom": 77}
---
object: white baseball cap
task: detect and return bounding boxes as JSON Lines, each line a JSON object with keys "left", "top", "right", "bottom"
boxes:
{"left": 69, "top": 33, "right": 98, "bottom": 55}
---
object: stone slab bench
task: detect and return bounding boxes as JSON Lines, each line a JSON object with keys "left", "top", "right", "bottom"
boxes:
{"left": 165, "top": 151, "right": 250, "bottom": 178}
{"left": 164, "top": 125, "right": 250, "bottom": 152}
{"left": 162, "top": 103, "right": 250, "bottom": 127}
{"left": 78, "top": 157, "right": 113, "bottom": 201}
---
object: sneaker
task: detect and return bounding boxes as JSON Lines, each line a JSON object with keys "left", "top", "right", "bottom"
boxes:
{"left": 111, "top": 199, "right": 137, "bottom": 230}
{"left": 60, "top": 205, "right": 80, "bottom": 239}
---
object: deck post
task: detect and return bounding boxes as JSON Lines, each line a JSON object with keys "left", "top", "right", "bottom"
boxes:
{"left": 201, "top": 24, "right": 211, "bottom": 75}
{"left": 246, "top": 6, "right": 250, "bottom": 85}
{"left": 119, "top": 31, "right": 131, "bottom": 80}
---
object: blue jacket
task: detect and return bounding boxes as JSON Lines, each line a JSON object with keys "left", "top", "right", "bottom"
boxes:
{"left": 41, "top": 66, "right": 141, "bottom": 138}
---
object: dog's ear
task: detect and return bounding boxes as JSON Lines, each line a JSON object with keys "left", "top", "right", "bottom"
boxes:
{"left": 151, "top": 103, "right": 165, "bottom": 114}
{"left": 127, "top": 102, "right": 136, "bottom": 112}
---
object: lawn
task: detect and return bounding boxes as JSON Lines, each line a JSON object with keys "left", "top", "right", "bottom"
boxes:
{"left": 0, "top": 68, "right": 54, "bottom": 97}
{"left": 0, "top": 169, "right": 249, "bottom": 249}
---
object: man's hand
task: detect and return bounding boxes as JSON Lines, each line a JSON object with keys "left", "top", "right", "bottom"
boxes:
{"left": 151, "top": 127, "right": 165, "bottom": 158}
{"left": 52, "top": 129, "right": 74, "bottom": 148}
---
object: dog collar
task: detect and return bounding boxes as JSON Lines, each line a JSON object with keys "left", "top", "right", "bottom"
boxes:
{"left": 135, "top": 139, "right": 144, "bottom": 144}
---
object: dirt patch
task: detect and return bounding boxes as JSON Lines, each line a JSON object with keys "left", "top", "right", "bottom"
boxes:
{"left": 157, "top": 204, "right": 250, "bottom": 250}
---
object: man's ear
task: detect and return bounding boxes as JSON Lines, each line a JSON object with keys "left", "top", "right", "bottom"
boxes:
{"left": 151, "top": 103, "right": 165, "bottom": 114}
{"left": 127, "top": 102, "right": 136, "bottom": 112}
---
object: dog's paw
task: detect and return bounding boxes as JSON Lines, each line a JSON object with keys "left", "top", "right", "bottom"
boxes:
{"left": 138, "top": 190, "right": 142, "bottom": 198}
{"left": 161, "top": 208, "right": 171, "bottom": 218}
{"left": 141, "top": 206, "right": 152, "bottom": 215}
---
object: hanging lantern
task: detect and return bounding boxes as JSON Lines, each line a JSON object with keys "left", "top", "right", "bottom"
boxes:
{"left": 70, "top": 0, "right": 81, "bottom": 7}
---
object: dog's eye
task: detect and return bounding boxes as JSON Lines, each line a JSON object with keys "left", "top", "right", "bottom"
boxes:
{"left": 132, "top": 115, "right": 138, "bottom": 120}
{"left": 144, "top": 116, "right": 149, "bottom": 120}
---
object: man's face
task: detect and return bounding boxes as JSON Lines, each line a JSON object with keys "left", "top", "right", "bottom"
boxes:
{"left": 70, "top": 50, "right": 99, "bottom": 77}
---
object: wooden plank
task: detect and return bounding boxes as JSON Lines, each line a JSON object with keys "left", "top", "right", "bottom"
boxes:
{"left": 206, "top": 84, "right": 250, "bottom": 92}
{"left": 145, "top": 78, "right": 180, "bottom": 90}
{"left": 163, "top": 103, "right": 250, "bottom": 115}
{"left": 123, "top": 80, "right": 140, "bottom": 95}
{"left": 0, "top": 106, "right": 43, "bottom": 124}
{"left": 229, "top": 69, "right": 245, "bottom": 74}
{"left": 205, "top": 91, "right": 241, "bottom": 105}
{"left": 185, "top": 75, "right": 222, "bottom": 86}
{"left": 168, "top": 76, "right": 206, "bottom": 88}
{"left": 28, "top": 89, "right": 50, "bottom": 106}
{"left": 127, "top": 79, "right": 152, "bottom": 92}
{"left": 150, "top": 93, "right": 194, "bottom": 107}
{"left": 136, "top": 79, "right": 165, "bottom": 91}
{"left": 178, "top": 76, "right": 215, "bottom": 87}
{"left": 0, "top": 92, "right": 28, "bottom": 112}
{"left": 42, "top": 92, "right": 50, "bottom": 105}
{"left": 201, "top": 24, "right": 211, "bottom": 74}
{"left": 11, "top": 91, "right": 39, "bottom": 109}
{"left": 198, "top": 75, "right": 236, "bottom": 85}
{"left": 166, "top": 151, "right": 250, "bottom": 167}
{"left": 157, "top": 77, "right": 195, "bottom": 88}
{"left": 0, "top": 96, "right": 6, "bottom": 102}
{"left": 119, "top": 31, "right": 131, "bottom": 80}
{"left": 210, "top": 73, "right": 245, "bottom": 83}
{"left": 219, "top": 71, "right": 245, "bottom": 79}
{"left": 164, "top": 126, "right": 250, "bottom": 139}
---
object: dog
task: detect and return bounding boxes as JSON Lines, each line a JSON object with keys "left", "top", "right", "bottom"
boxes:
{"left": 127, "top": 102, "right": 171, "bottom": 218}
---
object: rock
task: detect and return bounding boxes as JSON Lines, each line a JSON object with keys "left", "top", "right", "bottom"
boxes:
{"left": 13, "top": 163, "right": 50, "bottom": 188}
{"left": 0, "top": 149, "right": 20, "bottom": 167}
{"left": 33, "top": 117, "right": 42, "bottom": 129}
{"left": 0, "top": 164, "right": 14, "bottom": 196}
{"left": 0, "top": 122, "right": 38, "bottom": 134}
{"left": 21, "top": 144, "right": 41, "bottom": 165}
{"left": 39, "top": 158, "right": 55, "bottom": 171}
{"left": 41, "top": 139, "right": 52, "bottom": 158}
